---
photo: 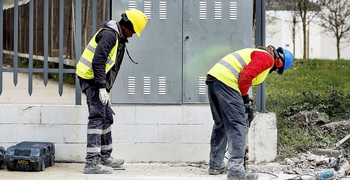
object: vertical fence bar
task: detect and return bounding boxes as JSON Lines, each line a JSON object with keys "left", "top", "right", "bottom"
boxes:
{"left": 28, "top": 0, "right": 34, "bottom": 95}
{"left": 44, "top": 0, "right": 49, "bottom": 86}
{"left": 92, "top": 0, "right": 97, "bottom": 34}
{"left": 0, "top": 0, "right": 3, "bottom": 95}
{"left": 14, "top": 0, "right": 18, "bottom": 86}
{"left": 255, "top": 0, "right": 266, "bottom": 112}
{"left": 59, "top": 0, "right": 65, "bottom": 96}
{"left": 75, "top": 0, "right": 82, "bottom": 105}
{"left": 107, "top": 0, "right": 111, "bottom": 20}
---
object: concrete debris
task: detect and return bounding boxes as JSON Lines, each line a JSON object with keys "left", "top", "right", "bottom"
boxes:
{"left": 287, "top": 111, "right": 329, "bottom": 126}
{"left": 321, "top": 120, "right": 350, "bottom": 131}
{"left": 317, "top": 149, "right": 342, "bottom": 157}
{"left": 284, "top": 158, "right": 295, "bottom": 166}
{"left": 248, "top": 152, "right": 331, "bottom": 175}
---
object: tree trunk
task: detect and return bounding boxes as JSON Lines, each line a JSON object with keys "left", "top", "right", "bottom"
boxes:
{"left": 336, "top": 37, "right": 340, "bottom": 59}
{"left": 303, "top": 16, "right": 307, "bottom": 59}
{"left": 292, "top": 19, "right": 296, "bottom": 56}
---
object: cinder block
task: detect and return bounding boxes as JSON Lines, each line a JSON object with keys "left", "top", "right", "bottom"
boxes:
{"left": 110, "top": 143, "right": 135, "bottom": 162}
{"left": 132, "top": 143, "right": 209, "bottom": 162}
{"left": 158, "top": 125, "right": 212, "bottom": 143}
{"left": 18, "top": 106, "right": 41, "bottom": 124}
{"left": 0, "top": 105, "right": 19, "bottom": 123}
{"left": 253, "top": 128, "right": 277, "bottom": 162}
{"left": 136, "top": 105, "right": 182, "bottom": 125}
{"left": 158, "top": 125, "right": 182, "bottom": 142}
{"left": 17, "top": 124, "right": 64, "bottom": 143}
{"left": 112, "top": 125, "right": 158, "bottom": 143}
{"left": 181, "top": 125, "right": 212, "bottom": 143}
{"left": 0, "top": 124, "right": 17, "bottom": 142}
{"left": 74, "top": 106, "right": 89, "bottom": 125}
{"left": 114, "top": 105, "right": 136, "bottom": 125}
{"left": 248, "top": 112, "right": 277, "bottom": 163}
{"left": 41, "top": 105, "right": 88, "bottom": 125}
{"left": 63, "top": 125, "right": 87, "bottom": 143}
{"left": 183, "top": 105, "right": 213, "bottom": 125}
{"left": 55, "top": 143, "right": 86, "bottom": 162}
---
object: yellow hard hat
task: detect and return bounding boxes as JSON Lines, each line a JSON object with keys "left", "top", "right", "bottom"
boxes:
{"left": 125, "top": 9, "right": 147, "bottom": 37}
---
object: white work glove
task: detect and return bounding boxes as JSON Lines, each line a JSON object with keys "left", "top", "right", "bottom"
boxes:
{"left": 99, "top": 88, "right": 110, "bottom": 106}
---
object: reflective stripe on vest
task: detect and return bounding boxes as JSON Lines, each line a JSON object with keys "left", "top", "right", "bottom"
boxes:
{"left": 217, "top": 52, "right": 247, "bottom": 80}
{"left": 78, "top": 44, "right": 115, "bottom": 69}
{"left": 207, "top": 48, "right": 272, "bottom": 94}
{"left": 76, "top": 28, "right": 119, "bottom": 79}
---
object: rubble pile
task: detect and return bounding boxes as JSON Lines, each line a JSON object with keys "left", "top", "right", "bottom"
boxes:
{"left": 248, "top": 152, "right": 330, "bottom": 175}
{"left": 282, "top": 152, "right": 329, "bottom": 175}
{"left": 321, "top": 120, "right": 350, "bottom": 131}
{"left": 287, "top": 111, "right": 329, "bottom": 126}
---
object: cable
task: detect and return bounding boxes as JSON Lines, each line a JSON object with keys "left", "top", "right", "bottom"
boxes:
{"left": 254, "top": 171, "right": 279, "bottom": 179}
{"left": 125, "top": 46, "right": 138, "bottom": 64}
{"left": 286, "top": 174, "right": 316, "bottom": 180}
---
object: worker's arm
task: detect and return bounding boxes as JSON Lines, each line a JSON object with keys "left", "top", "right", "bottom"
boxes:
{"left": 92, "top": 30, "right": 117, "bottom": 89}
{"left": 238, "top": 51, "right": 274, "bottom": 96}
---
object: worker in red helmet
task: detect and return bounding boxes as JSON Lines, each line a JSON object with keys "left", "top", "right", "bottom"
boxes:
{"left": 206, "top": 45, "right": 293, "bottom": 180}
{"left": 76, "top": 9, "right": 147, "bottom": 174}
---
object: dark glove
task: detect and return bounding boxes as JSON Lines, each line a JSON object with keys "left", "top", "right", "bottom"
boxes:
{"left": 242, "top": 95, "right": 250, "bottom": 104}
{"left": 244, "top": 103, "right": 251, "bottom": 113}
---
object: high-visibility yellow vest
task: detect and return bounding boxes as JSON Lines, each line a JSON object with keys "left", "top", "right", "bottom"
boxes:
{"left": 76, "top": 28, "right": 119, "bottom": 79}
{"left": 207, "top": 48, "right": 272, "bottom": 94}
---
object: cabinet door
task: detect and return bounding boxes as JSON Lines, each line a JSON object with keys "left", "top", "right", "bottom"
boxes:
{"left": 111, "top": 0, "right": 183, "bottom": 104}
{"left": 183, "top": 0, "right": 253, "bottom": 103}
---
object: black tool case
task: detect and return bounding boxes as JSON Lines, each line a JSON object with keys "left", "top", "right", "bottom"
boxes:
{"left": 5, "top": 141, "right": 55, "bottom": 171}
{"left": 0, "top": 146, "right": 5, "bottom": 168}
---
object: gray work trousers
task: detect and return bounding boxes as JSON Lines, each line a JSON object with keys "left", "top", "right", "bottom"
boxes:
{"left": 207, "top": 80, "right": 247, "bottom": 179}
{"left": 82, "top": 83, "right": 114, "bottom": 165}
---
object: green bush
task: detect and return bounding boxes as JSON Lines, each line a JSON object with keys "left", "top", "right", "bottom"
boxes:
{"left": 281, "top": 87, "right": 350, "bottom": 121}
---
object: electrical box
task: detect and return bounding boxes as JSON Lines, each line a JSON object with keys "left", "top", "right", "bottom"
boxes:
{"left": 111, "top": 0, "right": 253, "bottom": 104}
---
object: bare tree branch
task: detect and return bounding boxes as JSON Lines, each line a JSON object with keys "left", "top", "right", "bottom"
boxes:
{"left": 277, "top": 0, "right": 300, "bottom": 56}
{"left": 268, "top": 0, "right": 320, "bottom": 59}
{"left": 318, "top": 0, "right": 350, "bottom": 59}
{"left": 297, "top": 0, "right": 321, "bottom": 59}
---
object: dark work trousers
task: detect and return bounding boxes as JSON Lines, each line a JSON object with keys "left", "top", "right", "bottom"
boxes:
{"left": 83, "top": 84, "right": 114, "bottom": 165}
{"left": 207, "top": 80, "right": 247, "bottom": 178}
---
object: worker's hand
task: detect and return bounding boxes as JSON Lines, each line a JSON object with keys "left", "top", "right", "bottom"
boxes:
{"left": 242, "top": 95, "right": 250, "bottom": 104}
{"left": 99, "top": 88, "right": 110, "bottom": 106}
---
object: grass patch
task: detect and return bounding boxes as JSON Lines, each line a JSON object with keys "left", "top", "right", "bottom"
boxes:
{"left": 266, "top": 59, "right": 350, "bottom": 158}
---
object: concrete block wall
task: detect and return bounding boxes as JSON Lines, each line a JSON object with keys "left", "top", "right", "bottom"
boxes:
{"left": 0, "top": 104, "right": 276, "bottom": 163}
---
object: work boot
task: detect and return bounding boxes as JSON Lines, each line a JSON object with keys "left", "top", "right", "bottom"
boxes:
{"left": 209, "top": 166, "right": 227, "bottom": 175}
{"left": 101, "top": 157, "right": 124, "bottom": 168}
{"left": 83, "top": 163, "right": 113, "bottom": 174}
{"left": 227, "top": 173, "right": 258, "bottom": 180}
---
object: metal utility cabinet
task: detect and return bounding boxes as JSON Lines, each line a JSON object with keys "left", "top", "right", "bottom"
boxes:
{"left": 111, "top": 0, "right": 253, "bottom": 104}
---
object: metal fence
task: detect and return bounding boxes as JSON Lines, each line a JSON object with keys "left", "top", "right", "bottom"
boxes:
{"left": 0, "top": 0, "right": 111, "bottom": 105}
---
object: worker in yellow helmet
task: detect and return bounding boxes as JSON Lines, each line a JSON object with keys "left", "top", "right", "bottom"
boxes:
{"left": 76, "top": 9, "right": 147, "bottom": 174}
